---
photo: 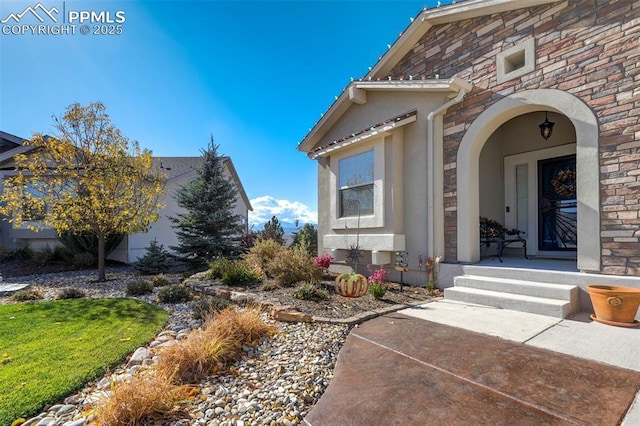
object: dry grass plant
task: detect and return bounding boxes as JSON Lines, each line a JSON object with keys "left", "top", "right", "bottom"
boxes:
{"left": 93, "top": 307, "right": 274, "bottom": 423}
{"left": 156, "top": 307, "right": 275, "bottom": 383}
{"left": 90, "top": 372, "right": 194, "bottom": 426}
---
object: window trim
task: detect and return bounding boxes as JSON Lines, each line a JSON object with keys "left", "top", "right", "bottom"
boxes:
{"left": 330, "top": 140, "right": 384, "bottom": 230}
{"left": 338, "top": 149, "right": 375, "bottom": 218}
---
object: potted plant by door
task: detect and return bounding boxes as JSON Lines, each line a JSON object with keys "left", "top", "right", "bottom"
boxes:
{"left": 335, "top": 272, "right": 368, "bottom": 298}
{"left": 586, "top": 285, "right": 640, "bottom": 327}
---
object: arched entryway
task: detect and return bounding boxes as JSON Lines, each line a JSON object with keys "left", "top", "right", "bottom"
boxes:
{"left": 456, "top": 89, "right": 600, "bottom": 272}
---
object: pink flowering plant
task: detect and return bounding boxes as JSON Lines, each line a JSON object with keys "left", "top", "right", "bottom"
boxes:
{"left": 367, "top": 265, "right": 389, "bottom": 284}
{"left": 367, "top": 265, "right": 390, "bottom": 300}
{"left": 313, "top": 253, "right": 334, "bottom": 275}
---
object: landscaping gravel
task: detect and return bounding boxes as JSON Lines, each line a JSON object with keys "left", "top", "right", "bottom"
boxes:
{"left": 2, "top": 268, "right": 350, "bottom": 425}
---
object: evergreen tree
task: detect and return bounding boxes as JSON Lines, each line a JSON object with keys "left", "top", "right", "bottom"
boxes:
{"left": 292, "top": 223, "right": 318, "bottom": 256}
{"left": 260, "top": 215, "right": 285, "bottom": 245}
{"left": 171, "top": 138, "right": 242, "bottom": 265}
{"left": 133, "top": 239, "right": 173, "bottom": 275}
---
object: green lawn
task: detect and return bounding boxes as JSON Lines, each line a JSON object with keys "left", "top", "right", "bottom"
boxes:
{"left": 0, "top": 298, "right": 168, "bottom": 424}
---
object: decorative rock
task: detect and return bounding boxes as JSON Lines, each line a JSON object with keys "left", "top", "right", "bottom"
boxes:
{"left": 230, "top": 292, "right": 249, "bottom": 304}
{"left": 127, "top": 347, "right": 151, "bottom": 367}
{"left": 56, "top": 405, "right": 76, "bottom": 416}
{"left": 215, "top": 289, "right": 231, "bottom": 300}
{"left": 273, "top": 309, "right": 313, "bottom": 323}
{"left": 35, "top": 417, "right": 55, "bottom": 426}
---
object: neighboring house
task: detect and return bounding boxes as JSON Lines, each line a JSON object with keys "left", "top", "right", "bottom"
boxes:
{"left": 115, "top": 156, "right": 253, "bottom": 263}
{"left": 0, "top": 134, "right": 252, "bottom": 263}
{"left": 298, "top": 0, "right": 640, "bottom": 317}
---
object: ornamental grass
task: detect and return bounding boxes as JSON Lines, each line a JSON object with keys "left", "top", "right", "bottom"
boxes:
{"left": 93, "top": 307, "right": 275, "bottom": 423}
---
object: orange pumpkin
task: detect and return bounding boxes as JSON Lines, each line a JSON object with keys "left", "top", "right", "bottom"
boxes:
{"left": 335, "top": 273, "right": 368, "bottom": 298}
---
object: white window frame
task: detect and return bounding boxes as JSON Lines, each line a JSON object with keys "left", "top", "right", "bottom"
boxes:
{"left": 330, "top": 140, "right": 384, "bottom": 230}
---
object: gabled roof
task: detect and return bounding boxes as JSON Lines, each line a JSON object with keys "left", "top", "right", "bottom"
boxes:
{"left": 0, "top": 138, "right": 253, "bottom": 212}
{"left": 154, "top": 156, "right": 253, "bottom": 212}
{"left": 297, "top": 77, "right": 472, "bottom": 153}
{"left": 297, "top": 0, "right": 557, "bottom": 153}
{"left": 0, "top": 131, "right": 25, "bottom": 154}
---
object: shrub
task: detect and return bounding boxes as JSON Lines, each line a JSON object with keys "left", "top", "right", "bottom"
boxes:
{"left": 126, "top": 280, "right": 154, "bottom": 296}
{"left": 293, "top": 283, "right": 329, "bottom": 301}
{"left": 191, "top": 296, "right": 231, "bottom": 320}
{"left": 369, "top": 282, "right": 388, "bottom": 300}
{"left": 158, "top": 285, "right": 191, "bottom": 303}
{"left": 57, "top": 231, "right": 124, "bottom": 258}
{"left": 11, "top": 288, "right": 44, "bottom": 302}
{"left": 151, "top": 274, "right": 171, "bottom": 287}
{"left": 207, "top": 257, "right": 234, "bottom": 279}
{"left": 245, "top": 239, "right": 287, "bottom": 277}
{"left": 51, "top": 246, "right": 73, "bottom": 262}
{"left": 221, "top": 261, "right": 261, "bottom": 286}
{"left": 56, "top": 287, "right": 86, "bottom": 300}
{"left": 33, "top": 247, "right": 53, "bottom": 265}
{"left": 6, "top": 244, "right": 34, "bottom": 261}
{"left": 134, "top": 239, "right": 174, "bottom": 275}
{"left": 72, "top": 252, "right": 96, "bottom": 268}
{"left": 267, "top": 244, "right": 322, "bottom": 286}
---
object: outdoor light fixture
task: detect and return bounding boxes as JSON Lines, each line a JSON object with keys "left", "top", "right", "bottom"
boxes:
{"left": 539, "top": 112, "right": 555, "bottom": 140}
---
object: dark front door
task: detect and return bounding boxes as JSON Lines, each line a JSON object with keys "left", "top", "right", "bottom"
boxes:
{"left": 538, "top": 155, "right": 577, "bottom": 251}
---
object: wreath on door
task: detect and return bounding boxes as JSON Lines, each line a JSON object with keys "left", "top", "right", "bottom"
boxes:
{"left": 551, "top": 169, "right": 576, "bottom": 197}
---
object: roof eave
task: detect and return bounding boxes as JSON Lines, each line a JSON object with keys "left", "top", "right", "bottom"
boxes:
{"left": 297, "top": 77, "right": 472, "bottom": 153}
{"left": 223, "top": 158, "right": 253, "bottom": 211}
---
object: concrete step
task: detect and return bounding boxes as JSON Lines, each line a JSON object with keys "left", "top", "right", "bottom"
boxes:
{"left": 453, "top": 275, "right": 577, "bottom": 301}
{"left": 444, "top": 286, "right": 574, "bottom": 318}
{"left": 460, "top": 265, "right": 583, "bottom": 285}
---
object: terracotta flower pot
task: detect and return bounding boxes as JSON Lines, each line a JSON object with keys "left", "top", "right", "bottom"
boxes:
{"left": 586, "top": 285, "right": 640, "bottom": 327}
{"left": 335, "top": 273, "right": 368, "bottom": 298}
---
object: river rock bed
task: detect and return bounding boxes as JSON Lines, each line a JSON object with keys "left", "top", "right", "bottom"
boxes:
{"left": 3, "top": 268, "right": 351, "bottom": 425}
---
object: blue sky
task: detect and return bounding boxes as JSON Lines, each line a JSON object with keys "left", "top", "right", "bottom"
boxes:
{"left": 0, "top": 0, "right": 435, "bottom": 228}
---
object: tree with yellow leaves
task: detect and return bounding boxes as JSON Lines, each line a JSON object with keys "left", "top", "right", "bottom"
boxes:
{"left": 0, "top": 102, "right": 165, "bottom": 281}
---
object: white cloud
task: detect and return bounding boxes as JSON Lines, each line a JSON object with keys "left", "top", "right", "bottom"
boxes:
{"left": 249, "top": 195, "right": 317, "bottom": 228}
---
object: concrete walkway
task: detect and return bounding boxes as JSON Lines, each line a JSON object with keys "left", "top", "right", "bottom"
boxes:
{"left": 304, "top": 300, "right": 640, "bottom": 426}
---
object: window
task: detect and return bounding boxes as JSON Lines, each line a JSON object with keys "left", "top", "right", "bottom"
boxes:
{"left": 329, "top": 140, "right": 385, "bottom": 230}
{"left": 339, "top": 150, "right": 374, "bottom": 217}
{"left": 21, "top": 181, "right": 46, "bottom": 222}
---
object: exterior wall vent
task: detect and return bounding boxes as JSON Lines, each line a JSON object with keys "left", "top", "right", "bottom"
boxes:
{"left": 497, "top": 38, "right": 535, "bottom": 84}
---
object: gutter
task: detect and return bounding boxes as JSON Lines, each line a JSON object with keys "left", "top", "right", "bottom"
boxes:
{"left": 426, "top": 80, "right": 470, "bottom": 263}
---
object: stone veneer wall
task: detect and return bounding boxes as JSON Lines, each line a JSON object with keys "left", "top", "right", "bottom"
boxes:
{"left": 387, "top": 0, "right": 640, "bottom": 275}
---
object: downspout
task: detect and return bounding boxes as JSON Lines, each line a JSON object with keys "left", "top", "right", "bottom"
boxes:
{"left": 426, "top": 86, "right": 468, "bottom": 263}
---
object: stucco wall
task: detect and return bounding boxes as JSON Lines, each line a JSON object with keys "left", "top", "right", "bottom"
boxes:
{"left": 387, "top": 0, "right": 640, "bottom": 275}
{"left": 314, "top": 90, "right": 450, "bottom": 282}
{"left": 127, "top": 163, "right": 249, "bottom": 263}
